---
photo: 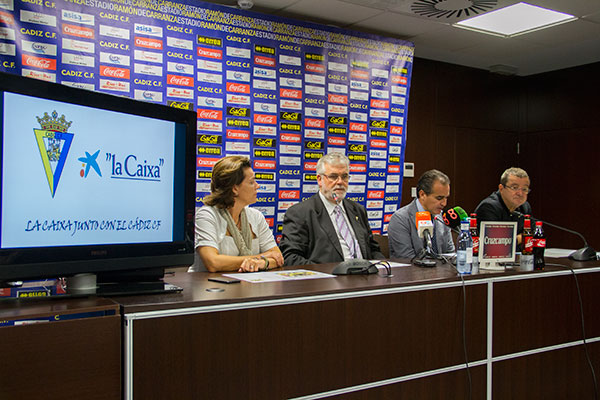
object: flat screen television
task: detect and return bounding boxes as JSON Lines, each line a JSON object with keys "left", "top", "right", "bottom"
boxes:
{"left": 0, "top": 72, "right": 196, "bottom": 290}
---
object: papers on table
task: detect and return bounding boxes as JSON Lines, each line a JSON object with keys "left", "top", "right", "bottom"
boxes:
{"left": 544, "top": 248, "right": 576, "bottom": 258}
{"left": 223, "top": 261, "right": 411, "bottom": 283}
{"left": 224, "top": 269, "right": 335, "bottom": 283}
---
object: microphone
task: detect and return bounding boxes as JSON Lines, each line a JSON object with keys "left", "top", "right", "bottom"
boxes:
{"left": 435, "top": 215, "right": 460, "bottom": 235}
{"left": 416, "top": 211, "right": 434, "bottom": 256}
{"left": 512, "top": 210, "right": 597, "bottom": 261}
{"left": 331, "top": 191, "right": 340, "bottom": 204}
{"left": 442, "top": 206, "right": 469, "bottom": 230}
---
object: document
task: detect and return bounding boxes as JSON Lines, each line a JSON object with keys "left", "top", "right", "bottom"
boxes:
{"left": 223, "top": 269, "right": 336, "bottom": 283}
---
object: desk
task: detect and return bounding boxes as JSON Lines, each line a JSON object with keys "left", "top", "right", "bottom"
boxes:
{"left": 0, "top": 297, "right": 121, "bottom": 400}
{"left": 116, "top": 259, "right": 600, "bottom": 399}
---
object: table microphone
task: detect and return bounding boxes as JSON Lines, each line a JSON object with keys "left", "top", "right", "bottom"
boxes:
{"left": 416, "top": 211, "right": 434, "bottom": 256}
{"left": 512, "top": 210, "right": 597, "bottom": 261}
{"left": 442, "top": 206, "right": 468, "bottom": 231}
{"left": 331, "top": 191, "right": 340, "bottom": 204}
{"left": 436, "top": 215, "right": 460, "bottom": 235}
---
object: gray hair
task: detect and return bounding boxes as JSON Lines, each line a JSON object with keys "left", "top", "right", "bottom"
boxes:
{"left": 417, "top": 169, "right": 450, "bottom": 195}
{"left": 316, "top": 153, "right": 350, "bottom": 175}
{"left": 500, "top": 167, "right": 529, "bottom": 186}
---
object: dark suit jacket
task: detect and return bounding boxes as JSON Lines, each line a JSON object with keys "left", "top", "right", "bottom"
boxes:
{"left": 280, "top": 193, "right": 384, "bottom": 266}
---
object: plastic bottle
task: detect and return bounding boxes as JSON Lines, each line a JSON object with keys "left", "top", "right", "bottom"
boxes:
{"left": 469, "top": 213, "right": 479, "bottom": 274}
{"left": 520, "top": 215, "right": 534, "bottom": 271}
{"left": 533, "top": 221, "right": 546, "bottom": 270}
{"left": 456, "top": 219, "right": 473, "bottom": 274}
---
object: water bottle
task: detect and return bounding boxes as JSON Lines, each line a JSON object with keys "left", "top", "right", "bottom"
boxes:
{"left": 469, "top": 213, "right": 479, "bottom": 274}
{"left": 456, "top": 219, "right": 473, "bottom": 274}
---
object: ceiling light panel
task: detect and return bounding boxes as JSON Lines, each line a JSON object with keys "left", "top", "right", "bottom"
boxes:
{"left": 454, "top": 2, "right": 577, "bottom": 37}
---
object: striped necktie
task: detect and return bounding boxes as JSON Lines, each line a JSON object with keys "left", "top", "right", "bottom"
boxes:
{"left": 334, "top": 205, "right": 359, "bottom": 258}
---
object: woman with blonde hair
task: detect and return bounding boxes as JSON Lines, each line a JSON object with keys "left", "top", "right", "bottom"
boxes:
{"left": 189, "top": 155, "right": 284, "bottom": 273}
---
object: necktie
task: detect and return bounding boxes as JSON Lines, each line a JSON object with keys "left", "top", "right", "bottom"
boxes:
{"left": 334, "top": 205, "right": 358, "bottom": 258}
{"left": 431, "top": 221, "right": 438, "bottom": 253}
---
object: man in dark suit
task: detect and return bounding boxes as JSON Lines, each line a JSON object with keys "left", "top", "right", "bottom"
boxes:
{"left": 280, "top": 153, "right": 384, "bottom": 266}
{"left": 474, "top": 167, "right": 533, "bottom": 250}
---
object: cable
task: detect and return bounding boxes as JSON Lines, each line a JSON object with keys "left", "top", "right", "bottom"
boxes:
{"left": 446, "top": 261, "right": 473, "bottom": 400}
{"left": 546, "top": 262, "right": 598, "bottom": 400}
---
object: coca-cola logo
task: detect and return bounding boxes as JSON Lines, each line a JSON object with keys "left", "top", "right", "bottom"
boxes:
{"left": 254, "top": 114, "right": 277, "bottom": 124}
{"left": 0, "top": 12, "right": 15, "bottom": 24}
{"left": 100, "top": 66, "right": 129, "bottom": 79}
{"left": 227, "top": 82, "right": 250, "bottom": 94}
{"left": 371, "top": 99, "right": 389, "bottom": 108}
{"left": 304, "top": 118, "right": 324, "bottom": 128}
{"left": 388, "top": 165, "right": 400, "bottom": 173}
{"left": 367, "top": 191, "right": 384, "bottom": 199}
{"left": 349, "top": 122, "right": 367, "bottom": 132}
{"left": 390, "top": 126, "right": 403, "bottom": 135}
{"left": 279, "top": 190, "right": 300, "bottom": 199}
{"left": 384, "top": 214, "right": 393, "bottom": 223}
{"left": 197, "top": 109, "right": 222, "bottom": 120}
{"left": 328, "top": 94, "right": 347, "bottom": 104}
{"left": 22, "top": 54, "right": 55, "bottom": 70}
{"left": 280, "top": 89, "right": 302, "bottom": 99}
{"left": 167, "top": 75, "right": 193, "bottom": 87}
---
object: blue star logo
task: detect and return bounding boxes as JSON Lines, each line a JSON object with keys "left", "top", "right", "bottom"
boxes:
{"left": 78, "top": 150, "right": 102, "bottom": 178}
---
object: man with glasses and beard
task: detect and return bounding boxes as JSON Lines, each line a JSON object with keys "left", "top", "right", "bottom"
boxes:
{"left": 280, "top": 153, "right": 384, "bottom": 266}
{"left": 474, "top": 167, "right": 533, "bottom": 249}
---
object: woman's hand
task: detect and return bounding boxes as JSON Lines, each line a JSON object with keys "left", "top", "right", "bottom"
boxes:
{"left": 262, "top": 248, "right": 284, "bottom": 267}
{"left": 238, "top": 257, "right": 267, "bottom": 273}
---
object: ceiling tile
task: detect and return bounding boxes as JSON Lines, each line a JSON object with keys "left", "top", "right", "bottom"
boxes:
{"left": 352, "top": 11, "right": 447, "bottom": 37}
{"left": 281, "top": 0, "right": 383, "bottom": 25}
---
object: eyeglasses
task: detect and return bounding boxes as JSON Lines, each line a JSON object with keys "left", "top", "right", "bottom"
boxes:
{"left": 503, "top": 185, "right": 531, "bottom": 194}
{"left": 321, "top": 173, "right": 350, "bottom": 182}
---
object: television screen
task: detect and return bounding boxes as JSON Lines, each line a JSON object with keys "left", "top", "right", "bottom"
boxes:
{"left": 0, "top": 73, "right": 196, "bottom": 282}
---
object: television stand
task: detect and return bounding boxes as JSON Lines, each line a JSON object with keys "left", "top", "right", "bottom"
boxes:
{"left": 67, "top": 267, "right": 182, "bottom": 297}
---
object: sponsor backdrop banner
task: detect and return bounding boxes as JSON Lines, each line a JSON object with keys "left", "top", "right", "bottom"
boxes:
{"left": 0, "top": 0, "right": 413, "bottom": 238}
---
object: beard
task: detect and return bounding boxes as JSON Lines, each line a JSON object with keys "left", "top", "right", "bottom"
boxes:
{"left": 323, "top": 185, "right": 347, "bottom": 203}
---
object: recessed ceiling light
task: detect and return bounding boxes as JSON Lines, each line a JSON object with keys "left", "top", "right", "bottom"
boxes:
{"left": 453, "top": 2, "right": 577, "bottom": 38}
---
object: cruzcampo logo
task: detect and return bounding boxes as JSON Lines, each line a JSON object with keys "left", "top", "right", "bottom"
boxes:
{"left": 34, "top": 111, "right": 74, "bottom": 198}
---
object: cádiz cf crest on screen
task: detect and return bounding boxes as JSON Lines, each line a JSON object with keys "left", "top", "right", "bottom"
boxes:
{"left": 33, "top": 111, "right": 74, "bottom": 198}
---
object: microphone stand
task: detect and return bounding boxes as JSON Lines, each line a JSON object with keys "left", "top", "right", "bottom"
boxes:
{"left": 512, "top": 211, "right": 597, "bottom": 261}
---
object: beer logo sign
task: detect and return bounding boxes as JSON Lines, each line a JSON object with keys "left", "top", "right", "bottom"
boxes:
{"left": 34, "top": 111, "right": 74, "bottom": 197}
